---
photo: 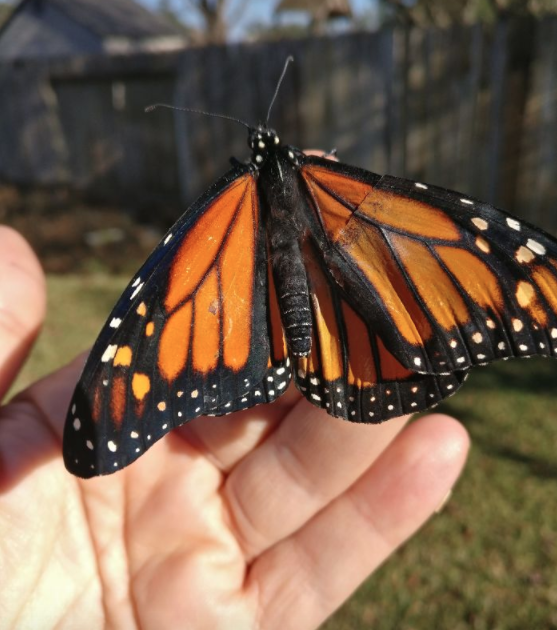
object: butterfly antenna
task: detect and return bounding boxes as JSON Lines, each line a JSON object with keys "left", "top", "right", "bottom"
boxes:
{"left": 265, "top": 55, "right": 294, "bottom": 127}
{"left": 145, "top": 103, "right": 251, "bottom": 129}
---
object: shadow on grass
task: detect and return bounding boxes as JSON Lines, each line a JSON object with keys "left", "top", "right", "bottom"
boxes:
{"left": 433, "top": 357, "right": 557, "bottom": 481}
{"left": 464, "top": 357, "right": 557, "bottom": 395}
{"left": 475, "top": 440, "right": 557, "bottom": 480}
{"left": 438, "top": 399, "right": 557, "bottom": 480}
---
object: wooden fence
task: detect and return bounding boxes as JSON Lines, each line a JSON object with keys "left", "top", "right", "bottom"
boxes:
{"left": 0, "top": 17, "right": 556, "bottom": 229}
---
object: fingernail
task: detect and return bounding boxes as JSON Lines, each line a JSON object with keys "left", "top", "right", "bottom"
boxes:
{"left": 435, "top": 488, "right": 453, "bottom": 514}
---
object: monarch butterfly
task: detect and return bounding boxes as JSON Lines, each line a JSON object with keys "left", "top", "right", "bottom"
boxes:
{"left": 64, "top": 58, "right": 557, "bottom": 478}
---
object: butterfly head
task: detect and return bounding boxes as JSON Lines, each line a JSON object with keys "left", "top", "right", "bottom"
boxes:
{"left": 248, "top": 126, "right": 280, "bottom": 167}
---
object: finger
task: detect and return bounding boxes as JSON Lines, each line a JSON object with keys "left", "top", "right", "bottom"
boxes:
{"left": 248, "top": 414, "right": 469, "bottom": 630}
{"left": 0, "top": 227, "right": 46, "bottom": 399}
{"left": 224, "top": 397, "right": 410, "bottom": 559}
{"left": 176, "top": 383, "right": 300, "bottom": 471}
{"left": 0, "top": 354, "right": 85, "bottom": 488}
{"left": 303, "top": 149, "right": 338, "bottom": 161}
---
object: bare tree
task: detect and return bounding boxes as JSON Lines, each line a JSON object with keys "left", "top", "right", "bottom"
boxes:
{"left": 381, "top": 0, "right": 557, "bottom": 25}
{"left": 158, "top": 0, "right": 252, "bottom": 44}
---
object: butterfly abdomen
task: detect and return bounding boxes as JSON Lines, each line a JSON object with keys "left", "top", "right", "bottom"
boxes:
{"left": 261, "top": 150, "right": 313, "bottom": 357}
{"left": 273, "top": 247, "right": 312, "bottom": 356}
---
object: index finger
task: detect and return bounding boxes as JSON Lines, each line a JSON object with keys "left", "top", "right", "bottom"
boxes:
{"left": 0, "top": 227, "right": 46, "bottom": 400}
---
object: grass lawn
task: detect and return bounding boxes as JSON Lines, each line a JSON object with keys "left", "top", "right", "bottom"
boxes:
{"left": 13, "top": 273, "right": 557, "bottom": 629}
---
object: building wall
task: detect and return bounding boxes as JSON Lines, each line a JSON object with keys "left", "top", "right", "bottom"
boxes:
{"left": 0, "top": 3, "right": 102, "bottom": 61}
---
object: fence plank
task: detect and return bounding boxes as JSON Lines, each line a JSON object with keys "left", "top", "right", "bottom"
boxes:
{"left": 0, "top": 19, "right": 556, "bottom": 232}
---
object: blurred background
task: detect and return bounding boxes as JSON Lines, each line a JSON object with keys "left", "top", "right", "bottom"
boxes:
{"left": 1, "top": 0, "right": 556, "bottom": 627}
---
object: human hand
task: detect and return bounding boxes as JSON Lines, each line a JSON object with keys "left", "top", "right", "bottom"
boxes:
{"left": 0, "top": 226, "right": 469, "bottom": 629}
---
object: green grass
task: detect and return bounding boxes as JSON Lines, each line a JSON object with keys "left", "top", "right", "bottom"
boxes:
{"left": 14, "top": 274, "right": 557, "bottom": 629}
{"left": 12, "top": 274, "right": 127, "bottom": 393}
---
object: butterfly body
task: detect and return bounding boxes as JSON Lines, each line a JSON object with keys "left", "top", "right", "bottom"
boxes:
{"left": 64, "top": 117, "right": 557, "bottom": 478}
{"left": 256, "top": 136, "right": 315, "bottom": 357}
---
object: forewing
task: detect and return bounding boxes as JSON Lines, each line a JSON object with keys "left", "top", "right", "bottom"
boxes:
{"left": 64, "top": 169, "right": 290, "bottom": 478}
{"left": 294, "top": 244, "right": 467, "bottom": 422}
{"left": 300, "top": 156, "right": 557, "bottom": 375}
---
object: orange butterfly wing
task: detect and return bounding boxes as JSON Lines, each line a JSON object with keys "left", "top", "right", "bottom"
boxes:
{"left": 294, "top": 242, "right": 467, "bottom": 421}
{"left": 300, "top": 158, "right": 557, "bottom": 376}
{"left": 64, "top": 169, "right": 290, "bottom": 477}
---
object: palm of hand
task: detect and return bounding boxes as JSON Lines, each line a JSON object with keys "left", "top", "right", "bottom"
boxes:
{"left": 0, "top": 227, "right": 468, "bottom": 629}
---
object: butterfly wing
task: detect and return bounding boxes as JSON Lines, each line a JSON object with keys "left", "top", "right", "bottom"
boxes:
{"left": 64, "top": 167, "right": 291, "bottom": 478}
{"left": 294, "top": 241, "right": 468, "bottom": 422}
{"left": 299, "top": 156, "right": 557, "bottom": 376}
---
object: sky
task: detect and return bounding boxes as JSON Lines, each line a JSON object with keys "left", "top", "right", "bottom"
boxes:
{"left": 139, "top": 0, "right": 376, "bottom": 40}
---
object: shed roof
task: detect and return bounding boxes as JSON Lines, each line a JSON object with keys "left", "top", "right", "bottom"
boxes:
{"left": 2, "top": 0, "right": 182, "bottom": 42}
{"left": 275, "top": 0, "right": 353, "bottom": 19}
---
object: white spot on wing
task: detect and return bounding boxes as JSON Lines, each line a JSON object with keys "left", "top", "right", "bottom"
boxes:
{"left": 526, "top": 239, "right": 546, "bottom": 255}
{"left": 164, "top": 233, "right": 173, "bottom": 245}
{"left": 130, "top": 282, "right": 144, "bottom": 300}
{"left": 110, "top": 318, "right": 122, "bottom": 328}
{"left": 506, "top": 218, "right": 521, "bottom": 231}
{"left": 415, "top": 182, "right": 428, "bottom": 189}
{"left": 102, "top": 344, "right": 118, "bottom": 363}
{"left": 73, "top": 418, "right": 81, "bottom": 430}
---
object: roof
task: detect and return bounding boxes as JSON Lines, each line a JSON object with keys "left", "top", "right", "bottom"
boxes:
{"left": 1, "top": 0, "right": 182, "bottom": 42}
{"left": 275, "top": 0, "right": 353, "bottom": 19}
